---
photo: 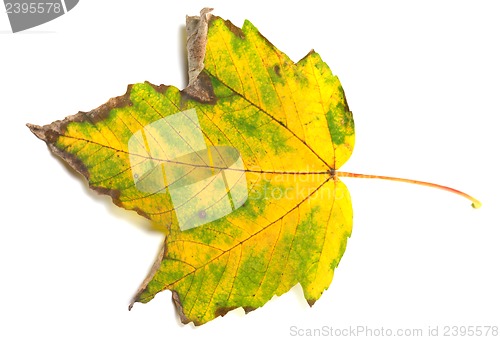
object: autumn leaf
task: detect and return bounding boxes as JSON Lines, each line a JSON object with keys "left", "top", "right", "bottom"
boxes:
{"left": 27, "top": 8, "right": 479, "bottom": 325}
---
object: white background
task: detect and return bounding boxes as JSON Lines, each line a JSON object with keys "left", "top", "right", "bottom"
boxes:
{"left": 1, "top": 1, "right": 499, "bottom": 339}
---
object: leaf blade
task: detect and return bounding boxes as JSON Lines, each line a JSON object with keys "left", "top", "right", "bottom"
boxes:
{"left": 29, "top": 11, "right": 355, "bottom": 325}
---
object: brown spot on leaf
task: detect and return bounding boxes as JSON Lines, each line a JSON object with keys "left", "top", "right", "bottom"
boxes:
{"left": 214, "top": 306, "right": 238, "bottom": 318}
{"left": 91, "top": 185, "right": 122, "bottom": 205}
{"left": 274, "top": 65, "right": 281, "bottom": 77}
{"left": 243, "top": 306, "right": 257, "bottom": 314}
{"left": 172, "top": 290, "right": 195, "bottom": 325}
{"left": 182, "top": 71, "right": 216, "bottom": 104}
{"left": 219, "top": 18, "right": 246, "bottom": 40}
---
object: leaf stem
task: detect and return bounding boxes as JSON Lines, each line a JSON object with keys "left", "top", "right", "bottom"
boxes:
{"left": 336, "top": 171, "right": 482, "bottom": 208}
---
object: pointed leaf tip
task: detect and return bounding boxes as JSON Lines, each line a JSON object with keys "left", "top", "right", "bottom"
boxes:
{"left": 26, "top": 123, "right": 43, "bottom": 140}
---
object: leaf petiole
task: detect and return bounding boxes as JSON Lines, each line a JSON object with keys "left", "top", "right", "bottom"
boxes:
{"left": 336, "top": 171, "right": 482, "bottom": 208}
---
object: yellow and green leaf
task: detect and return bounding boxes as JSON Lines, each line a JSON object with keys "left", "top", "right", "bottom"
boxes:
{"left": 28, "top": 9, "right": 355, "bottom": 325}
